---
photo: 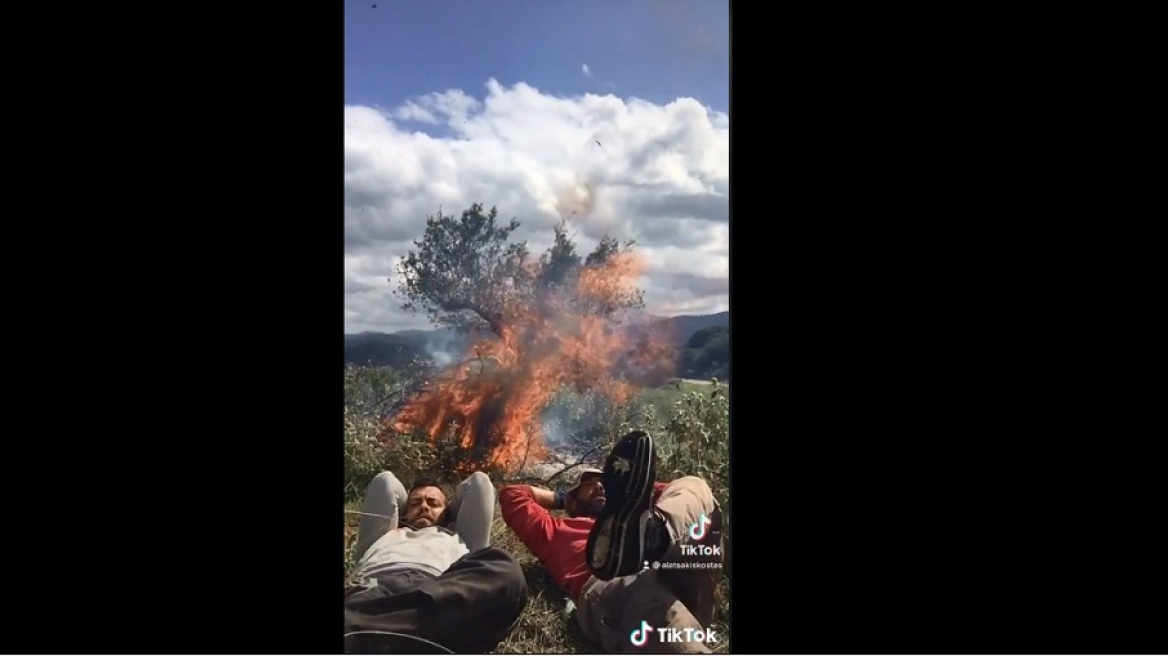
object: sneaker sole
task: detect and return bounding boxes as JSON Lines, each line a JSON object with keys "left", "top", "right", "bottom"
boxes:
{"left": 585, "top": 430, "right": 657, "bottom": 580}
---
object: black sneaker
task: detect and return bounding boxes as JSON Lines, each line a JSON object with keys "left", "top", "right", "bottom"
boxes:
{"left": 585, "top": 430, "right": 671, "bottom": 580}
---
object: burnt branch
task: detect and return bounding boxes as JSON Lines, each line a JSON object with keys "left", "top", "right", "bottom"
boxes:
{"left": 518, "top": 429, "right": 534, "bottom": 475}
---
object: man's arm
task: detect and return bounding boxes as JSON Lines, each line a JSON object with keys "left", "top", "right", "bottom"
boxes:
{"left": 499, "top": 484, "right": 561, "bottom": 562}
{"left": 528, "top": 486, "right": 559, "bottom": 509}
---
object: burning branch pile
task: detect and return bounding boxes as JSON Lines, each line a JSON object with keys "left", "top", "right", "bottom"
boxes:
{"left": 383, "top": 206, "right": 675, "bottom": 475}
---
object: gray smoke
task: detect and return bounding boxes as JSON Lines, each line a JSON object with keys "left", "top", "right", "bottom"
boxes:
{"left": 540, "top": 413, "right": 570, "bottom": 455}
{"left": 423, "top": 331, "right": 465, "bottom": 368}
{"left": 538, "top": 388, "right": 610, "bottom": 461}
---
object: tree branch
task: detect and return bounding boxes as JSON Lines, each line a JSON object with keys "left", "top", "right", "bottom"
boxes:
{"left": 444, "top": 299, "right": 504, "bottom": 336}
{"left": 369, "top": 374, "right": 429, "bottom": 422}
{"left": 539, "top": 445, "right": 603, "bottom": 486}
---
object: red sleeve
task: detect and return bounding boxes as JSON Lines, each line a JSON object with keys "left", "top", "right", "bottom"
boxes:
{"left": 651, "top": 481, "right": 668, "bottom": 503}
{"left": 499, "top": 485, "right": 557, "bottom": 561}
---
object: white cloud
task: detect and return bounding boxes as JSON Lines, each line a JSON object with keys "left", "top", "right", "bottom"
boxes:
{"left": 345, "top": 79, "right": 729, "bottom": 334}
{"left": 582, "top": 63, "right": 592, "bottom": 78}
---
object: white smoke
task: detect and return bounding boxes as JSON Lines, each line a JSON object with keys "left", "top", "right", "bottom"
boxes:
{"left": 423, "top": 331, "right": 465, "bottom": 368}
{"left": 541, "top": 414, "right": 570, "bottom": 455}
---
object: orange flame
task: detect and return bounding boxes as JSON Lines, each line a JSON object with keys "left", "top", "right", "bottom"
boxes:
{"left": 385, "top": 252, "right": 675, "bottom": 474}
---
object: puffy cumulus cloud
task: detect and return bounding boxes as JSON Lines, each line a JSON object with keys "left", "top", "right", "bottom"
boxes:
{"left": 345, "top": 79, "right": 729, "bottom": 334}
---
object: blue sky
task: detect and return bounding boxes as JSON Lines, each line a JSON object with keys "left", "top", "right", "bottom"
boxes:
{"left": 344, "top": 0, "right": 729, "bottom": 113}
{"left": 344, "top": 0, "right": 730, "bottom": 333}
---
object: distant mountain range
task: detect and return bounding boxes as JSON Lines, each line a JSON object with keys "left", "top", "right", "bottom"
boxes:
{"left": 344, "top": 311, "right": 729, "bottom": 368}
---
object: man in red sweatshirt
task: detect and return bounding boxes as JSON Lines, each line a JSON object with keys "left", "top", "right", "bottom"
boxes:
{"left": 500, "top": 430, "right": 724, "bottom": 654}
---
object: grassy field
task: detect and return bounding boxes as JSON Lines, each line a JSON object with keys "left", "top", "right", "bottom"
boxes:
{"left": 638, "top": 378, "right": 728, "bottom": 420}
{"left": 344, "top": 368, "right": 730, "bottom": 653}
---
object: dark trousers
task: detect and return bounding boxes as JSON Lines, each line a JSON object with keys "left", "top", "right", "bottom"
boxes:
{"left": 344, "top": 547, "right": 527, "bottom": 654}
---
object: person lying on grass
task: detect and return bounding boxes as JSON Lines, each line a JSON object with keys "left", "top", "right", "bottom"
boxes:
{"left": 345, "top": 471, "right": 527, "bottom": 654}
{"left": 500, "top": 430, "right": 725, "bottom": 654}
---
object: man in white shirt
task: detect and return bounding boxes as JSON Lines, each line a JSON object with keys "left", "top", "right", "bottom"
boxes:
{"left": 344, "top": 471, "right": 527, "bottom": 653}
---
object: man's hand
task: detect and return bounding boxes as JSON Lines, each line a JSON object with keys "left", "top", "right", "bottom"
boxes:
{"left": 528, "top": 486, "right": 560, "bottom": 510}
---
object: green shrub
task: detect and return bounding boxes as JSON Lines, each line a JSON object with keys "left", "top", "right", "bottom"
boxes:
{"left": 344, "top": 412, "right": 475, "bottom": 501}
{"left": 652, "top": 381, "right": 731, "bottom": 631}
{"left": 657, "top": 381, "right": 730, "bottom": 508}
